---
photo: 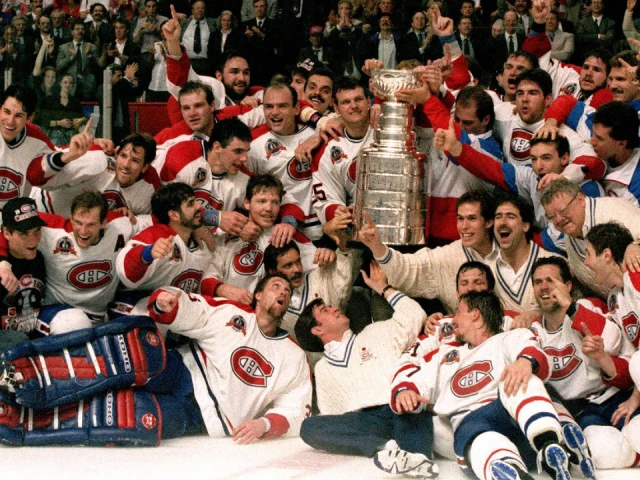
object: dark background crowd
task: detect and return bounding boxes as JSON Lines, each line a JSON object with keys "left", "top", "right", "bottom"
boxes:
{"left": 0, "top": 0, "right": 637, "bottom": 144}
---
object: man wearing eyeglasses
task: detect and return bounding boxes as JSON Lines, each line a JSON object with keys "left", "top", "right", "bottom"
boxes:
{"left": 540, "top": 178, "right": 640, "bottom": 298}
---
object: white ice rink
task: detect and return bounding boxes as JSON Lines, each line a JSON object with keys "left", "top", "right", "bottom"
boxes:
{"left": 2, "top": 436, "right": 634, "bottom": 480}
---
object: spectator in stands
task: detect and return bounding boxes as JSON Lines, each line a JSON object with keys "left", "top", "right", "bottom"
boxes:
{"left": 240, "top": 0, "right": 278, "bottom": 23}
{"left": 83, "top": 3, "right": 112, "bottom": 51}
{"left": 56, "top": 19, "right": 99, "bottom": 100}
{"left": 50, "top": 8, "right": 72, "bottom": 45}
{"left": 208, "top": 10, "right": 246, "bottom": 75}
{"left": 326, "top": 3, "right": 363, "bottom": 80}
{"left": 109, "top": 0, "right": 136, "bottom": 21}
{"left": 133, "top": 0, "right": 168, "bottom": 87}
{"left": 547, "top": 9, "right": 574, "bottom": 63}
{"left": 244, "top": 0, "right": 276, "bottom": 87}
{"left": 179, "top": 0, "right": 216, "bottom": 75}
{"left": 98, "top": 18, "right": 140, "bottom": 68}
{"left": 325, "top": 1, "right": 362, "bottom": 38}
{"left": 455, "top": 15, "right": 481, "bottom": 61}
{"left": 58, "top": 0, "right": 83, "bottom": 20}
{"left": 298, "top": 26, "right": 335, "bottom": 73}
{"left": 40, "top": 73, "right": 85, "bottom": 146}
{"left": 30, "top": 65, "right": 57, "bottom": 108}
{"left": 575, "top": 0, "right": 616, "bottom": 64}
{"left": 492, "top": 11, "right": 525, "bottom": 76}
{"left": 0, "top": 24, "right": 32, "bottom": 87}
{"left": 146, "top": 29, "right": 169, "bottom": 102}
{"left": 35, "top": 15, "right": 56, "bottom": 68}
{"left": 97, "top": 63, "right": 142, "bottom": 143}
{"left": 356, "top": 14, "right": 400, "bottom": 73}
{"left": 623, "top": 0, "right": 640, "bottom": 53}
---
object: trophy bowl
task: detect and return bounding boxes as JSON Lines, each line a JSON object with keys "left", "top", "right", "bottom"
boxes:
{"left": 371, "top": 69, "right": 421, "bottom": 102}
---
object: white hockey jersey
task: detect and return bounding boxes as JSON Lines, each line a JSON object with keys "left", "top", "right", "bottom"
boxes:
{"left": 247, "top": 127, "right": 320, "bottom": 240}
{"left": 311, "top": 128, "right": 374, "bottom": 223}
{"left": 607, "top": 270, "right": 640, "bottom": 351}
{"left": 148, "top": 289, "right": 312, "bottom": 438}
{"left": 28, "top": 150, "right": 160, "bottom": 216}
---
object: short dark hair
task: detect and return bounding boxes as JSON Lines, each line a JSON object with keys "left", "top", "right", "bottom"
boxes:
{"left": 530, "top": 134, "right": 570, "bottom": 158}
{"left": 585, "top": 222, "right": 634, "bottom": 265}
{"left": 295, "top": 298, "right": 326, "bottom": 352}
{"left": 458, "top": 290, "right": 504, "bottom": 336}
{"left": 610, "top": 50, "right": 639, "bottom": 69}
{"left": 144, "top": 0, "right": 157, "bottom": 6}
{"left": 461, "top": 0, "right": 475, "bottom": 6}
{"left": 456, "top": 190, "right": 496, "bottom": 224}
{"left": 207, "top": 117, "right": 252, "bottom": 150}
{"left": 495, "top": 193, "right": 535, "bottom": 242}
{"left": 71, "top": 191, "right": 109, "bottom": 222}
{"left": 264, "top": 241, "right": 300, "bottom": 273}
{"left": 216, "top": 50, "right": 250, "bottom": 74}
{"left": 118, "top": 132, "right": 156, "bottom": 165}
{"left": 592, "top": 101, "right": 640, "bottom": 150}
{"left": 307, "top": 68, "right": 334, "bottom": 88}
{"left": 583, "top": 47, "right": 613, "bottom": 75}
{"left": 90, "top": 3, "right": 105, "bottom": 13}
{"left": 515, "top": 68, "right": 552, "bottom": 98}
{"left": 151, "top": 183, "right": 195, "bottom": 225}
{"left": 246, "top": 174, "right": 284, "bottom": 201}
{"left": 456, "top": 86, "right": 495, "bottom": 130}
{"left": 72, "top": 19, "right": 85, "bottom": 29}
{"left": 507, "top": 51, "right": 539, "bottom": 70}
{"left": 178, "top": 81, "right": 214, "bottom": 107}
{"left": 114, "top": 18, "right": 130, "bottom": 31}
{"left": 458, "top": 14, "right": 473, "bottom": 25}
{"left": 0, "top": 85, "right": 37, "bottom": 116}
{"left": 333, "top": 75, "right": 365, "bottom": 100}
{"left": 252, "top": 273, "right": 292, "bottom": 309}
{"left": 264, "top": 82, "right": 298, "bottom": 107}
{"left": 456, "top": 261, "right": 495, "bottom": 291}
{"left": 531, "top": 256, "right": 572, "bottom": 284}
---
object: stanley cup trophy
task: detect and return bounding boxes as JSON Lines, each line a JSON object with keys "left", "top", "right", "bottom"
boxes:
{"left": 353, "top": 69, "right": 428, "bottom": 245}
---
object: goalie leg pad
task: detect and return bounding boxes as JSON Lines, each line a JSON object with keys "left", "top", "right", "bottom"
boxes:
{"left": 0, "top": 388, "right": 161, "bottom": 447}
{"left": 1, "top": 316, "right": 166, "bottom": 409}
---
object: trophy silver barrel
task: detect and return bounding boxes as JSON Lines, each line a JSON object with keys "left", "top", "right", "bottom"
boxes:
{"left": 353, "top": 69, "right": 428, "bottom": 246}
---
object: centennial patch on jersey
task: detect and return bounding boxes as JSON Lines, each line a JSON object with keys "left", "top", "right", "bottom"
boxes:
{"left": 170, "top": 269, "right": 203, "bottom": 293}
{"left": 544, "top": 344, "right": 583, "bottom": 380}
{"left": 67, "top": 261, "right": 113, "bottom": 289}
{"left": 169, "top": 244, "right": 182, "bottom": 262}
{"left": 287, "top": 157, "right": 312, "bottom": 181}
{"left": 265, "top": 138, "right": 286, "bottom": 159}
{"left": 330, "top": 146, "right": 348, "bottom": 164}
{"left": 347, "top": 160, "right": 357, "bottom": 184}
{"left": 360, "top": 346, "right": 375, "bottom": 363}
{"left": 106, "top": 156, "right": 116, "bottom": 172}
{"left": 225, "top": 315, "right": 247, "bottom": 335}
{"left": 53, "top": 237, "right": 77, "bottom": 255}
{"left": 438, "top": 322, "right": 456, "bottom": 342}
{"left": 0, "top": 167, "right": 23, "bottom": 200}
{"left": 441, "top": 349, "right": 460, "bottom": 365}
{"left": 621, "top": 311, "right": 640, "bottom": 348}
{"left": 559, "top": 83, "right": 578, "bottom": 96}
{"left": 509, "top": 128, "right": 533, "bottom": 162}
{"left": 193, "top": 167, "right": 207, "bottom": 187}
{"left": 450, "top": 360, "right": 493, "bottom": 398}
{"left": 103, "top": 190, "right": 127, "bottom": 210}
{"left": 231, "top": 347, "right": 274, "bottom": 387}
{"left": 233, "top": 243, "right": 264, "bottom": 276}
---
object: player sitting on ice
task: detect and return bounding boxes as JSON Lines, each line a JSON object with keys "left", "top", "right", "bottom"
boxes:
{"left": 0, "top": 274, "right": 311, "bottom": 446}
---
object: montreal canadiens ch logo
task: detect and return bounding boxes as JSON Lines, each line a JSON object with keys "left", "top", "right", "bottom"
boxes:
{"left": 510, "top": 128, "right": 533, "bottom": 162}
{"left": 621, "top": 312, "right": 640, "bottom": 348}
{"left": 67, "top": 261, "right": 113, "bottom": 289}
{"left": 103, "top": 190, "right": 127, "bottom": 210}
{"left": 330, "top": 146, "right": 348, "bottom": 164}
{"left": 544, "top": 344, "right": 582, "bottom": 380}
{"left": 287, "top": 157, "right": 312, "bottom": 181}
{"left": 265, "top": 138, "right": 286, "bottom": 159}
{"left": 171, "top": 269, "right": 203, "bottom": 293}
{"left": 450, "top": 360, "right": 493, "bottom": 398}
{"left": 233, "top": 243, "right": 264, "bottom": 275}
{"left": 0, "top": 167, "right": 23, "bottom": 200}
{"left": 141, "top": 413, "right": 157, "bottom": 430}
{"left": 231, "top": 347, "right": 274, "bottom": 387}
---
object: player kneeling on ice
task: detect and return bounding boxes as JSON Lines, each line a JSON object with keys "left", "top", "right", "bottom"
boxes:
{"left": 391, "top": 290, "right": 573, "bottom": 480}
{"left": 0, "top": 274, "right": 312, "bottom": 446}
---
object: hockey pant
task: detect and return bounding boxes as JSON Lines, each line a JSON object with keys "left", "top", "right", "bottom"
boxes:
{"left": 0, "top": 316, "right": 166, "bottom": 409}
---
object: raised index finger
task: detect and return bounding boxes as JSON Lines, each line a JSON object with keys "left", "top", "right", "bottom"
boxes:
{"left": 581, "top": 322, "right": 593, "bottom": 338}
{"left": 170, "top": 4, "right": 178, "bottom": 20}
{"left": 82, "top": 118, "right": 92, "bottom": 134}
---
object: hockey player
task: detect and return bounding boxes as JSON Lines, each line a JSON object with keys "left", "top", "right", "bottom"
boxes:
{"left": 433, "top": 115, "right": 604, "bottom": 252}
{"left": 0, "top": 190, "right": 153, "bottom": 333}
{"left": 247, "top": 83, "right": 320, "bottom": 240}
{"left": 391, "top": 290, "right": 570, "bottom": 480}
{"left": 115, "top": 182, "right": 218, "bottom": 315}
{"left": 27, "top": 132, "right": 160, "bottom": 217}
{"left": 295, "top": 259, "right": 438, "bottom": 479}
{"left": 540, "top": 178, "right": 640, "bottom": 297}
{"left": 530, "top": 255, "right": 636, "bottom": 472}
{"left": 209, "top": 174, "right": 316, "bottom": 304}
{"left": 0, "top": 198, "right": 46, "bottom": 337}
{"left": 0, "top": 274, "right": 312, "bottom": 446}
{"left": 311, "top": 76, "right": 372, "bottom": 225}
{"left": 365, "top": 191, "right": 499, "bottom": 315}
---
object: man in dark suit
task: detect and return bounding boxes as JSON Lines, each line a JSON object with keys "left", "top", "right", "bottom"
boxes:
{"left": 575, "top": 0, "right": 616, "bottom": 64}
{"left": 398, "top": 10, "right": 442, "bottom": 64}
{"left": 56, "top": 20, "right": 99, "bottom": 100}
{"left": 34, "top": 14, "right": 57, "bottom": 68}
{"left": 491, "top": 11, "right": 525, "bottom": 76}
{"left": 84, "top": 4, "right": 113, "bottom": 52}
{"left": 244, "top": 0, "right": 276, "bottom": 86}
{"left": 51, "top": 9, "right": 72, "bottom": 46}
{"left": 208, "top": 10, "right": 247, "bottom": 74}
{"left": 179, "top": 0, "right": 217, "bottom": 75}
{"left": 455, "top": 15, "right": 482, "bottom": 60}
{"left": 356, "top": 14, "right": 401, "bottom": 74}
{"left": 298, "top": 26, "right": 336, "bottom": 73}
{"left": 98, "top": 19, "right": 141, "bottom": 69}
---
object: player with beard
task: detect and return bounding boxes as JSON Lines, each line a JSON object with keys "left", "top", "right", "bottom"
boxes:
{"left": 27, "top": 132, "right": 160, "bottom": 217}
{"left": 0, "top": 274, "right": 312, "bottom": 446}
{"left": 115, "top": 182, "right": 219, "bottom": 316}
